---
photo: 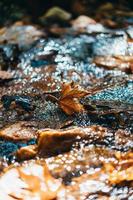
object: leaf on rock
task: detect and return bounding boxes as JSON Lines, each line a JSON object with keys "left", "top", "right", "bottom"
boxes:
{"left": 58, "top": 82, "right": 89, "bottom": 115}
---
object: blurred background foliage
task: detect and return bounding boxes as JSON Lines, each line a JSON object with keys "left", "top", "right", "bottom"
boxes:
{"left": 0, "top": 0, "right": 133, "bottom": 26}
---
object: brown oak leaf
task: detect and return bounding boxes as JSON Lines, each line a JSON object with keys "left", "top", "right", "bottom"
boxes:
{"left": 58, "top": 82, "right": 89, "bottom": 115}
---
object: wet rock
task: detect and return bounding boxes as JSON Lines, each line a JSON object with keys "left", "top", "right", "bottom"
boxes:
{"left": 81, "top": 79, "right": 133, "bottom": 130}
{"left": 1, "top": 95, "right": 34, "bottom": 111}
{"left": 89, "top": 80, "right": 133, "bottom": 105}
{"left": 93, "top": 34, "right": 128, "bottom": 56}
{"left": 86, "top": 23, "right": 108, "bottom": 33}
{"left": 71, "top": 15, "right": 96, "bottom": 29}
{"left": 126, "top": 26, "right": 133, "bottom": 39}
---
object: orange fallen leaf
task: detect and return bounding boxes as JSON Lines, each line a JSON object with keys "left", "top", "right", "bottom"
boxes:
{"left": 0, "top": 161, "right": 64, "bottom": 200}
{"left": 107, "top": 166, "right": 133, "bottom": 184}
{"left": 58, "top": 82, "right": 88, "bottom": 115}
{"left": 18, "top": 169, "right": 41, "bottom": 193}
{"left": 18, "top": 161, "right": 64, "bottom": 200}
{"left": 104, "top": 151, "right": 133, "bottom": 184}
{"left": 0, "top": 70, "right": 13, "bottom": 80}
{"left": 94, "top": 55, "right": 133, "bottom": 73}
{"left": 16, "top": 145, "right": 37, "bottom": 161}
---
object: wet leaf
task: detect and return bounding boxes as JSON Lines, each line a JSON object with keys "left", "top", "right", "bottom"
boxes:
{"left": 59, "top": 82, "right": 89, "bottom": 115}
{"left": 18, "top": 169, "right": 41, "bottom": 192}
{"left": 94, "top": 56, "right": 131, "bottom": 72}
{"left": 0, "top": 70, "right": 13, "bottom": 80}
{"left": 104, "top": 152, "right": 133, "bottom": 184}
{"left": 107, "top": 166, "right": 133, "bottom": 184}
{"left": 115, "top": 55, "right": 133, "bottom": 73}
{"left": 16, "top": 145, "right": 37, "bottom": 161}
{"left": 37, "top": 125, "right": 109, "bottom": 156}
{"left": 0, "top": 121, "right": 38, "bottom": 141}
{"left": 0, "top": 161, "right": 64, "bottom": 200}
